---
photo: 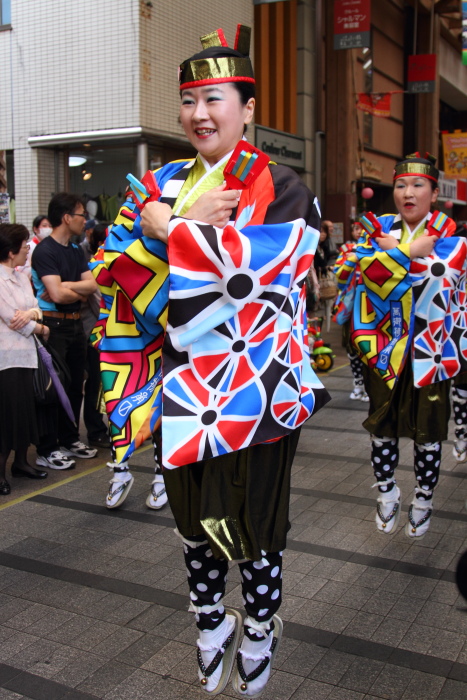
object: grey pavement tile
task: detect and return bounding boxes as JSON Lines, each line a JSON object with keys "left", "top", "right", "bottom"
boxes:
{"left": 149, "top": 568, "right": 187, "bottom": 593}
{"left": 82, "top": 593, "right": 151, "bottom": 625}
{"left": 362, "top": 590, "right": 399, "bottom": 617}
{"left": 127, "top": 603, "right": 175, "bottom": 633}
{"left": 336, "top": 584, "right": 374, "bottom": 613}
{"left": 102, "top": 668, "right": 158, "bottom": 700}
{"left": 0, "top": 631, "right": 39, "bottom": 663}
{"left": 141, "top": 639, "right": 192, "bottom": 674}
{"left": 387, "top": 596, "right": 425, "bottom": 624}
{"left": 414, "top": 601, "right": 451, "bottom": 630}
{"left": 114, "top": 633, "right": 169, "bottom": 667}
{"left": 368, "top": 664, "right": 414, "bottom": 700}
{"left": 438, "top": 679, "right": 467, "bottom": 699}
{"left": 0, "top": 690, "right": 25, "bottom": 699}
{"left": 427, "top": 628, "right": 466, "bottom": 662}
{"left": 400, "top": 670, "right": 446, "bottom": 700}
{"left": 0, "top": 597, "right": 36, "bottom": 625}
{"left": 290, "top": 599, "right": 331, "bottom": 627}
{"left": 398, "top": 623, "right": 439, "bottom": 654}
{"left": 371, "top": 616, "right": 412, "bottom": 648}
{"left": 286, "top": 572, "right": 326, "bottom": 598}
{"left": 24, "top": 609, "right": 77, "bottom": 637}
{"left": 143, "top": 609, "right": 191, "bottom": 642}
{"left": 309, "top": 649, "right": 354, "bottom": 685}
{"left": 313, "top": 580, "right": 350, "bottom": 605}
{"left": 338, "top": 657, "right": 385, "bottom": 694}
{"left": 254, "top": 669, "right": 303, "bottom": 699}
{"left": 51, "top": 651, "right": 108, "bottom": 688}
{"left": 402, "top": 578, "right": 438, "bottom": 601}
{"left": 328, "top": 688, "right": 365, "bottom": 700}
{"left": 278, "top": 640, "right": 326, "bottom": 677}
{"left": 381, "top": 572, "right": 413, "bottom": 596}
{"left": 6, "top": 637, "right": 64, "bottom": 672}
{"left": 289, "top": 678, "right": 333, "bottom": 699}
{"left": 71, "top": 620, "right": 120, "bottom": 651}
{"left": 331, "top": 562, "right": 368, "bottom": 585}
{"left": 285, "top": 552, "right": 323, "bottom": 575}
{"left": 4, "top": 603, "right": 52, "bottom": 632}
{"left": 343, "top": 611, "right": 384, "bottom": 640}
{"left": 429, "top": 581, "right": 461, "bottom": 606}
{"left": 274, "top": 594, "right": 308, "bottom": 622}
{"left": 91, "top": 626, "right": 144, "bottom": 658}
{"left": 43, "top": 615, "right": 95, "bottom": 645}
{"left": 4, "top": 537, "right": 62, "bottom": 559}
{"left": 77, "top": 659, "right": 136, "bottom": 696}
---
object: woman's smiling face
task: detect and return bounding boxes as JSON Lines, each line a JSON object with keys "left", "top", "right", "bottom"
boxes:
{"left": 180, "top": 83, "right": 255, "bottom": 166}
{"left": 393, "top": 176, "right": 439, "bottom": 229}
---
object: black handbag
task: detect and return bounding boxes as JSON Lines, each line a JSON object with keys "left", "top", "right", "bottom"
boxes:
{"left": 33, "top": 336, "right": 70, "bottom": 405}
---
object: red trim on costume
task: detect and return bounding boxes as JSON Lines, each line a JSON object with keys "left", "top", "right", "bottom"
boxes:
{"left": 180, "top": 76, "right": 256, "bottom": 90}
{"left": 217, "top": 28, "right": 228, "bottom": 47}
{"left": 234, "top": 24, "right": 241, "bottom": 50}
{"left": 393, "top": 172, "right": 438, "bottom": 183}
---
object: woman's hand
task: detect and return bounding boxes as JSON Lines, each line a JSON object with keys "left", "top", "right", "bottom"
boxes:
{"left": 140, "top": 202, "right": 173, "bottom": 243}
{"left": 409, "top": 233, "right": 435, "bottom": 259}
{"left": 9, "top": 309, "right": 36, "bottom": 330}
{"left": 184, "top": 185, "right": 240, "bottom": 229}
{"left": 375, "top": 233, "right": 399, "bottom": 250}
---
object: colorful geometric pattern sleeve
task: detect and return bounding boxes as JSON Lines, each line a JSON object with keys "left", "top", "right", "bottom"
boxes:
{"left": 161, "top": 166, "right": 330, "bottom": 469}
{"left": 90, "top": 190, "right": 170, "bottom": 465}
{"left": 351, "top": 233, "right": 413, "bottom": 388}
{"left": 332, "top": 244, "right": 358, "bottom": 325}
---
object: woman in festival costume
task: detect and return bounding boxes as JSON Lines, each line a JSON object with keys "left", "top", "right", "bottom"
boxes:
{"left": 93, "top": 25, "right": 329, "bottom": 697}
{"left": 353, "top": 153, "right": 461, "bottom": 539}
{"left": 333, "top": 220, "right": 368, "bottom": 401}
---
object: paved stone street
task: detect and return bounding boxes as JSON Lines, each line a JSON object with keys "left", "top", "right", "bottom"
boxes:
{"left": 0, "top": 323, "right": 466, "bottom": 699}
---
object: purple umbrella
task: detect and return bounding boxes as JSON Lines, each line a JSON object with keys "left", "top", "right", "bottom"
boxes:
{"left": 36, "top": 343, "right": 76, "bottom": 424}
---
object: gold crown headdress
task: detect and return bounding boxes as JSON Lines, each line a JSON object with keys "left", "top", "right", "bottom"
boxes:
{"left": 393, "top": 152, "right": 439, "bottom": 182}
{"left": 178, "top": 25, "right": 255, "bottom": 90}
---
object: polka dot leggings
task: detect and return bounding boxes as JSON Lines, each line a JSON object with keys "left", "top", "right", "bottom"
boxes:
{"left": 371, "top": 435, "right": 441, "bottom": 501}
{"left": 452, "top": 385, "right": 467, "bottom": 441}
{"left": 348, "top": 351, "right": 364, "bottom": 389}
{"left": 183, "top": 537, "right": 282, "bottom": 632}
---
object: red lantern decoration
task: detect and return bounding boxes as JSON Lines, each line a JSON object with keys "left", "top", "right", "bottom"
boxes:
{"left": 362, "top": 187, "right": 374, "bottom": 200}
{"left": 445, "top": 200, "right": 454, "bottom": 209}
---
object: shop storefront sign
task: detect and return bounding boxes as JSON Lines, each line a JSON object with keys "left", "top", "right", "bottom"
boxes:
{"left": 438, "top": 171, "right": 467, "bottom": 204}
{"left": 256, "top": 126, "right": 305, "bottom": 171}
{"left": 407, "top": 54, "right": 436, "bottom": 94}
{"left": 442, "top": 132, "right": 467, "bottom": 179}
{"left": 334, "top": 0, "right": 371, "bottom": 50}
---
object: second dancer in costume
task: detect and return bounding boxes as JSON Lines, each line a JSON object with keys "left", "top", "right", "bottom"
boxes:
{"left": 353, "top": 153, "right": 461, "bottom": 539}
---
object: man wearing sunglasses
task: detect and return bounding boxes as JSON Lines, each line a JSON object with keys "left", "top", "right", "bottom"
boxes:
{"left": 31, "top": 193, "right": 99, "bottom": 470}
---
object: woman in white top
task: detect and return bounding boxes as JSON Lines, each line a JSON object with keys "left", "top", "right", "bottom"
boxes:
{"left": 0, "top": 224, "right": 49, "bottom": 493}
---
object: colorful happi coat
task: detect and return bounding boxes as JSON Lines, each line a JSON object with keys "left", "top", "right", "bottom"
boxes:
{"left": 91, "top": 154, "right": 330, "bottom": 467}
{"left": 350, "top": 211, "right": 467, "bottom": 389}
{"left": 333, "top": 242, "right": 360, "bottom": 325}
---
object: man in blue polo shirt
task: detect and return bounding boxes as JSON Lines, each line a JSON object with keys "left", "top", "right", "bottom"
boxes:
{"left": 32, "top": 193, "right": 99, "bottom": 469}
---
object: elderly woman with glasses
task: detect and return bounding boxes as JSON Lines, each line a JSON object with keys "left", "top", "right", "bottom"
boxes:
{"left": 0, "top": 224, "right": 49, "bottom": 493}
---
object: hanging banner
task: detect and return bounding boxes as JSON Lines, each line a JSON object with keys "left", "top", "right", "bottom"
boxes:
{"left": 334, "top": 0, "right": 371, "bottom": 50}
{"left": 463, "top": 2, "right": 467, "bottom": 66}
{"left": 356, "top": 92, "right": 392, "bottom": 117}
{"left": 442, "top": 132, "right": 467, "bottom": 180}
{"left": 407, "top": 54, "right": 436, "bottom": 93}
{"left": 0, "top": 193, "right": 10, "bottom": 224}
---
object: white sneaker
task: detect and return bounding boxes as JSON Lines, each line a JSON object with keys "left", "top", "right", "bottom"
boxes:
{"left": 360, "top": 392, "right": 369, "bottom": 402}
{"left": 60, "top": 441, "right": 98, "bottom": 459}
{"left": 375, "top": 484, "right": 401, "bottom": 534}
{"left": 453, "top": 439, "right": 467, "bottom": 463}
{"left": 106, "top": 470, "right": 134, "bottom": 509}
{"left": 405, "top": 495, "right": 432, "bottom": 539}
{"left": 36, "top": 450, "right": 76, "bottom": 470}
{"left": 146, "top": 474, "right": 168, "bottom": 510}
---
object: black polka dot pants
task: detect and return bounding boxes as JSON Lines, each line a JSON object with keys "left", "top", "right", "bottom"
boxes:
{"left": 183, "top": 538, "right": 283, "bottom": 632}
{"left": 452, "top": 385, "right": 467, "bottom": 441}
{"left": 371, "top": 435, "right": 441, "bottom": 500}
{"left": 348, "top": 351, "right": 364, "bottom": 389}
{"left": 371, "top": 435, "right": 399, "bottom": 493}
{"left": 413, "top": 442, "right": 441, "bottom": 500}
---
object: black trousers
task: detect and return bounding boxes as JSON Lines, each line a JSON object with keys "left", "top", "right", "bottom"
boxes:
{"left": 38, "top": 317, "right": 87, "bottom": 454}
{"left": 83, "top": 343, "right": 107, "bottom": 440}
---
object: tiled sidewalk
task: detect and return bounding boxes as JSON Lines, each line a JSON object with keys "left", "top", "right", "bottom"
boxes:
{"left": 0, "top": 363, "right": 466, "bottom": 699}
